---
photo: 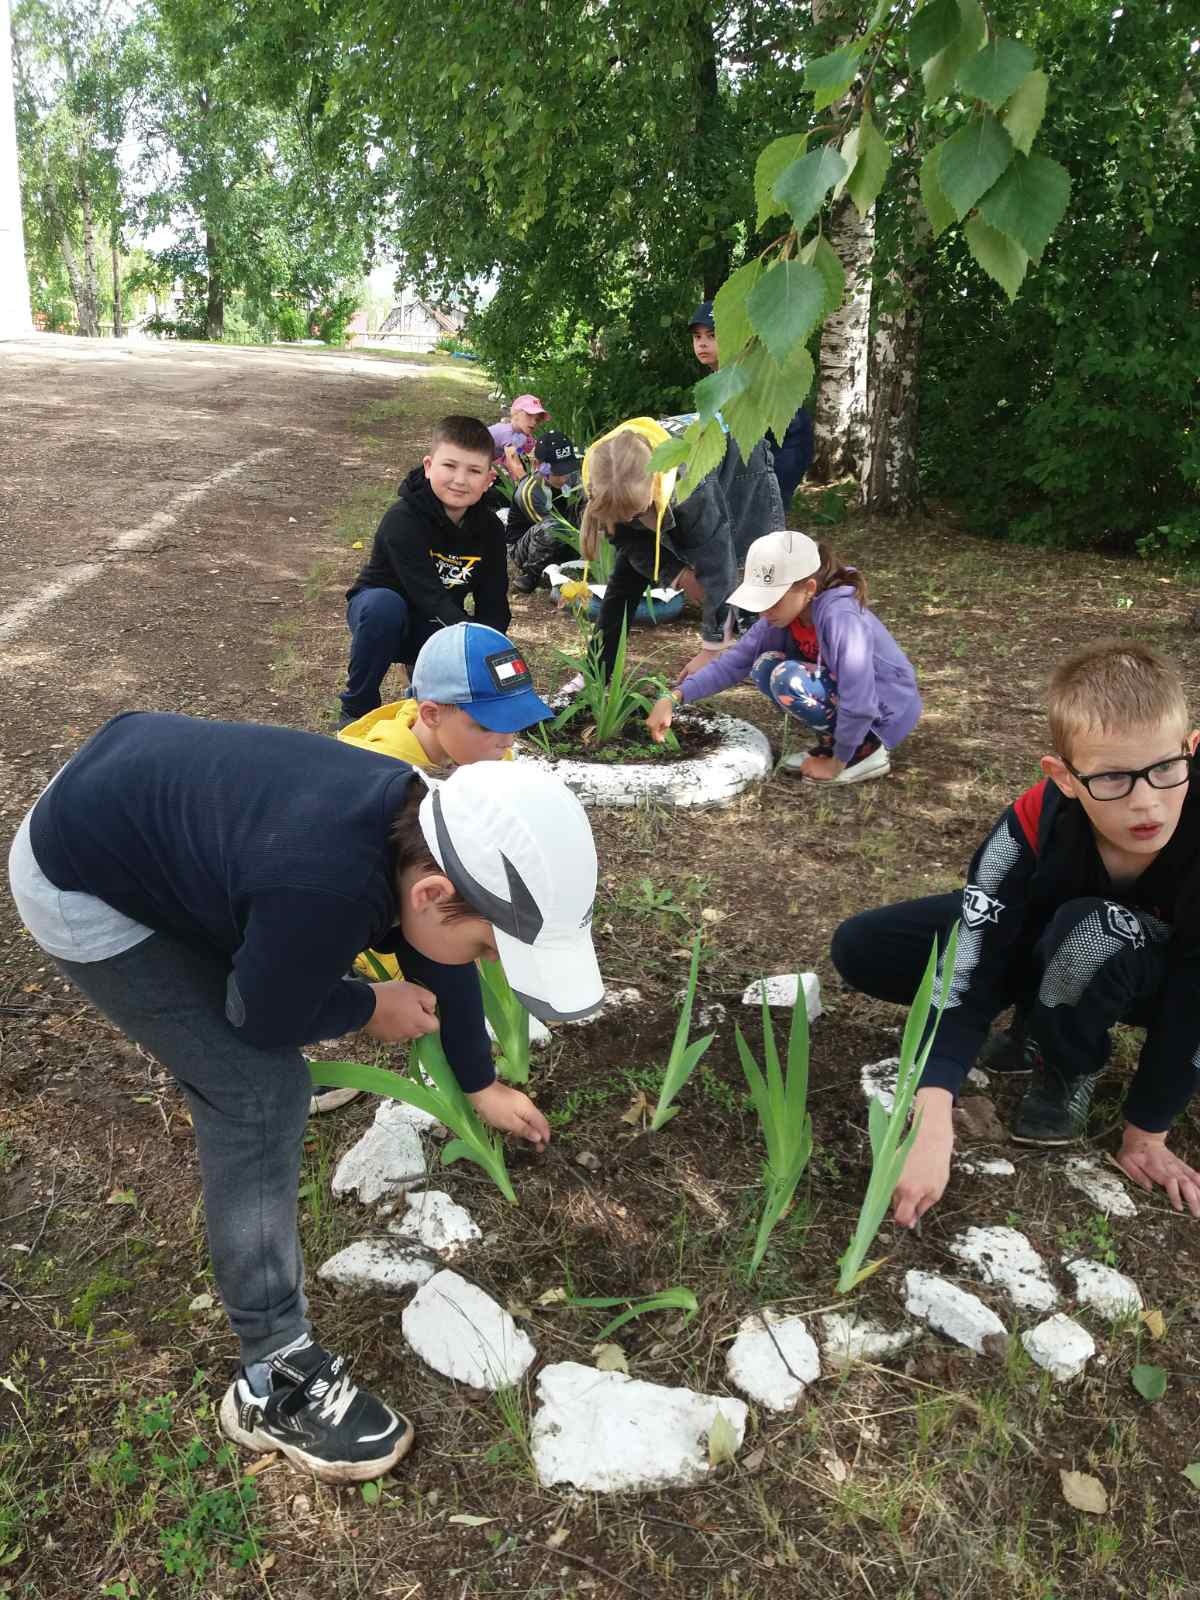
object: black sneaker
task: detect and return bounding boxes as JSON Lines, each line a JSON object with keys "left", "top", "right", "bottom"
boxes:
{"left": 512, "top": 572, "right": 538, "bottom": 594}
{"left": 219, "top": 1340, "right": 413, "bottom": 1483}
{"left": 977, "top": 1027, "right": 1040, "bottom": 1075}
{"left": 1010, "top": 1059, "right": 1103, "bottom": 1146}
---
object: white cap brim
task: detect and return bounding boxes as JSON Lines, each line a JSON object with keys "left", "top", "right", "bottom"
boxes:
{"left": 725, "top": 579, "right": 790, "bottom": 612}
{"left": 493, "top": 926, "right": 604, "bottom": 1023}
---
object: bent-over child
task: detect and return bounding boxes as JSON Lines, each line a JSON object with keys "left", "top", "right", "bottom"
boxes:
{"left": 832, "top": 641, "right": 1200, "bottom": 1225}
{"left": 648, "top": 529, "right": 920, "bottom": 784}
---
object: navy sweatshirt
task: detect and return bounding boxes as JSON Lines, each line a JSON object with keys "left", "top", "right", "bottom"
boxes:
{"left": 926, "top": 776, "right": 1200, "bottom": 1128}
{"left": 347, "top": 465, "right": 511, "bottom": 634}
{"left": 29, "top": 712, "right": 495, "bottom": 1089}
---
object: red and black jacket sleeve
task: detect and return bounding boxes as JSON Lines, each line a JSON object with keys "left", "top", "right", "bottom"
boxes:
{"left": 920, "top": 780, "right": 1049, "bottom": 1097}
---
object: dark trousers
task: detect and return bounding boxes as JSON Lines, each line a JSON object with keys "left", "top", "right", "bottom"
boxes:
{"left": 341, "top": 588, "right": 435, "bottom": 720}
{"left": 56, "top": 933, "right": 312, "bottom": 1363}
{"left": 511, "top": 519, "right": 575, "bottom": 580}
{"left": 832, "top": 893, "right": 1179, "bottom": 1123}
{"left": 596, "top": 553, "right": 656, "bottom": 678}
{"left": 772, "top": 438, "right": 812, "bottom": 508}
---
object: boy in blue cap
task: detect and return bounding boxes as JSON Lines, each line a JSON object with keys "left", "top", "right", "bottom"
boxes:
{"left": 339, "top": 621, "right": 552, "bottom": 767}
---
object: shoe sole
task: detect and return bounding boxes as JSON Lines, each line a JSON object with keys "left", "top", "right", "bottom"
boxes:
{"left": 786, "top": 759, "right": 892, "bottom": 784}
{"left": 1009, "top": 1129, "right": 1084, "bottom": 1147}
{"left": 308, "top": 1086, "right": 363, "bottom": 1115}
{"left": 219, "top": 1385, "right": 415, "bottom": 1483}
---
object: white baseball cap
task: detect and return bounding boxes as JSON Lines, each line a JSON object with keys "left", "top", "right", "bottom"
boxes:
{"left": 727, "top": 530, "right": 822, "bottom": 611}
{"left": 418, "top": 762, "right": 603, "bottom": 1022}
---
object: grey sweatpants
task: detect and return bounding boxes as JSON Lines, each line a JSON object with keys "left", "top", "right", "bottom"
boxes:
{"left": 56, "top": 933, "right": 312, "bottom": 1363}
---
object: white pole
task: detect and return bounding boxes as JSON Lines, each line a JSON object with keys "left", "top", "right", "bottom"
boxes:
{"left": 0, "top": 0, "right": 33, "bottom": 338}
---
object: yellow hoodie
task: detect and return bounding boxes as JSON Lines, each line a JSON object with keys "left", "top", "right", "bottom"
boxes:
{"left": 581, "top": 416, "right": 679, "bottom": 581}
{"left": 337, "top": 698, "right": 430, "bottom": 767}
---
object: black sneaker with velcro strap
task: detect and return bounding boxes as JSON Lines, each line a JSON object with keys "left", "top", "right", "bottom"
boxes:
{"left": 1010, "top": 1057, "right": 1104, "bottom": 1146}
{"left": 219, "top": 1339, "right": 413, "bottom": 1483}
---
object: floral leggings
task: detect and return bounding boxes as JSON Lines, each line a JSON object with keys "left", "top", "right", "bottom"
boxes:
{"left": 750, "top": 651, "right": 837, "bottom": 752}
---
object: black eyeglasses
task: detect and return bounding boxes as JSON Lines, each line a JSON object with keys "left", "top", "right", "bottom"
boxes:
{"left": 1062, "top": 750, "right": 1194, "bottom": 801}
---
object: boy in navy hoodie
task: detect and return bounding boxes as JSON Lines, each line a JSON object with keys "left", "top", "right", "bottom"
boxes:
{"left": 833, "top": 641, "right": 1200, "bottom": 1227}
{"left": 339, "top": 415, "right": 511, "bottom": 727}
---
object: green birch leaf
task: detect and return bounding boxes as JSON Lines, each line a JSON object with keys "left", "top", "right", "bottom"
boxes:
{"left": 712, "top": 259, "right": 762, "bottom": 363}
{"left": 755, "top": 133, "right": 809, "bottom": 229}
{"left": 977, "top": 151, "right": 1070, "bottom": 262}
{"left": 646, "top": 434, "right": 691, "bottom": 474}
{"left": 694, "top": 362, "right": 749, "bottom": 424}
{"left": 746, "top": 260, "right": 828, "bottom": 363}
{"left": 800, "top": 233, "right": 846, "bottom": 316}
{"left": 956, "top": 38, "right": 1036, "bottom": 108}
{"left": 846, "top": 106, "right": 892, "bottom": 218}
{"left": 726, "top": 340, "right": 816, "bottom": 447}
{"left": 908, "top": 0, "right": 961, "bottom": 69}
{"left": 806, "top": 43, "right": 863, "bottom": 112}
{"left": 920, "top": 143, "right": 957, "bottom": 237}
{"left": 675, "top": 419, "right": 729, "bottom": 498}
{"left": 964, "top": 215, "right": 1029, "bottom": 301}
{"left": 773, "top": 146, "right": 850, "bottom": 234}
{"left": 923, "top": 0, "right": 987, "bottom": 104}
{"left": 938, "top": 115, "right": 1014, "bottom": 220}
{"left": 721, "top": 374, "right": 770, "bottom": 464}
{"left": 1003, "top": 67, "right": 1049, "bottom": 155}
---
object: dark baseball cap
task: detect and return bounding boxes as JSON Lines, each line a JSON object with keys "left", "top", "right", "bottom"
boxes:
{"left": 688, "top": 301, "right": 715, "bottom": 330}
{"left": 534, "top": 431, "right": 583, "bottom": 474}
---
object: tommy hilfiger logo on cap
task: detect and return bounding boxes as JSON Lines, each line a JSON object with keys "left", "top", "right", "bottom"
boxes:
{"left": 486, "top": 648, "right": 532, "bottom": 694}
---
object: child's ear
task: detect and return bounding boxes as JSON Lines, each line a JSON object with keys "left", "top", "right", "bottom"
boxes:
{"left": 408, "top": 872, "right": 458, "bottom": 914}
{"left": 1188, "top": 728, "right": 1200, "bottom": 756}
{"left": 422, "top": 454, "right": 434, "bottom": 478}
{"left": 417, "top": 701, "right": 441, "bottom": 729}
{"left": 1041, "top": 753, "right": 1074, "bottom": 797}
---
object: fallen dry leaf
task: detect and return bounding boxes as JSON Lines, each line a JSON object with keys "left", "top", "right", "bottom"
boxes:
{"left": 545, "top": 1526, "right": 569, "bottom": 1550}
{"left": 537, "top": 1287, "right": 568, "bottom": 1306}
{"left": 822, "top": 1453, "right": 850, "bottom": 1483}
{"left": 448, "top": 1514, "right": 497, "bottom": 1528}
{"left": 1141, "top": 1308, "right": 1166, "bottom": 1340}
{"left": 1059, "top": 1468, "right": 1108, "bottom": 1515}
{"left": 244, "top": 1453, "right": 279, "bottom": 1477}
{"left": 741, "top": 1446, "right": 766, "bottom": 1473}
{"left": 620, "top": 1091, "right": 651, "bottom": 1126}
{"left": 591, "top": 1342, "right": 629, "bottom": 1373}
{"left": 707, "top": 1411, "right": 739, "bottom": 1467}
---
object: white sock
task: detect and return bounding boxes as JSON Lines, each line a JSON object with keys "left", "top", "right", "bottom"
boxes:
{"left": 243, "top": 1332, "right": 313, "bottom": 1398}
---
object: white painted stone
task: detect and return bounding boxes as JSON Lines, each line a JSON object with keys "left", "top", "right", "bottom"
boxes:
{"left": 1063, "top": 1258, "right": 1143, "bottom": 1320}
{"left": 331, "top": 1118, "right": 426, "bottom": 1205}
{"left": 563, "top": 985, "right": 643, "bottom": 1025}
{"left": 725, "top": 1312, "right": 820, "bottom": 1411}
{"left": 1061, "top": 1156, "right": 1138, "bottom": 1218}
{"left": 861, "top": 1056, "right": 899, "bottom": 1111}
{"left": 402, "top": 1270, "right": 536, "bottom": 1389}
{"left": 374, "top": 1096, "right": 439, "bottom": 1132}
{"left": 519, "top": 711, "right": 772, "bottom": 811}
{"left": 819, "top": 1313, "right": 918, "bottom": 1370}
{"left": 317, "top": 1239, "right": 436, "bottom": 1293}
{"left": 948, "top": 1226, "right": 1058, "bottom": 1312}
{"left": 388, "top": 1190, "right": 481, "bottom": 1257}
{"left": 486, "top": 1013, "right": 551, "bottom": 1048}
{"left": 903, "top": 1270, "right": 1007, "bottom": 1354}
{"left": 740, "top": 972, "right": 822, "bottom": 1020}
{"left": 1021, "top": 1313, "right": 1095, "bottom": 1381}
{"left": 956, "top": 1157, "right": 1016, "bottom": 1176}
{"left": 696, "top": 1001, "right": 727, "bottom": 1029}
{"left": 530, "top": 1361, "right": 748, "bottom": 1491}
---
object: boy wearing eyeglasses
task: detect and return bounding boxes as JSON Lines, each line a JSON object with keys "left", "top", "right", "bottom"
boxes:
{"left": 833, "top": 640, "right": 1200, "bottom": 1226}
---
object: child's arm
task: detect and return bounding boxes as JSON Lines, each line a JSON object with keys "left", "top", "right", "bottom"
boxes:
{"left": 892, "top": 1087, "right": 955, "bottom": 1226}
{"left": 1113, "top": 955, "right": 1200, "bottom": 1213}
{"left": 677, "top": 619, "right": 771, "bottom": 703}
{"left": 818, "top": 605, "right": 881, "bottom": 764}
{"left": 470, "top": 528, "right": 513, "bottom": 634}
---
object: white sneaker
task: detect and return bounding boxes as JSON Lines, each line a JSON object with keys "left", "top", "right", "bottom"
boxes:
{"left": 308, "top": 1085, "right": 363, "bottom": 1115}
{"left": 827, "top": 744, "right": 891, "bottom": 784}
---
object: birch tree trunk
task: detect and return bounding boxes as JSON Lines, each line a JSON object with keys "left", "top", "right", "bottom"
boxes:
{"left": 111, "top": 233, "right": 123, "bottom": 337}
{"left": 811, "top": 195, "right": 874, "bottom": 481}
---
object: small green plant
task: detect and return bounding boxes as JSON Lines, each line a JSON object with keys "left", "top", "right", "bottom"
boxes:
{"left": 561, "top": 1286, "right": 699, "bottom": 1339}
{"left": 836, "top": 924, "right": 960, "bottom": 1293}
{"left": 734, "top": 981, "right": 814, "bottom": 1278}
{"left": 649, "top": 932, "right": 716, "bottom": 1131}
{"left": 309, "top": 1033, "right": 517, "bottom": 1203}
{"left": 478, "top": 957, "right": 532, "bottom": 1084}
{"left": 552, "top": 613, "right": 674, "bottom": 748}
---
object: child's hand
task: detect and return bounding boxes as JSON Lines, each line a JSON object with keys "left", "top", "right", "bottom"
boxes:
{"left": 363, "top": 981, "right": 439, "bottom": 1042}
{"left": 503, "top": 445, "right": 526, "bottom": 480}
{"left": 676, "top": 566, "right": 704, "bottom": 605}
{"left": 796, "top": 753, "right": 846, "bottom": 782}
{"left": 1116, "top": 1125, "right": 1200, "bottom": 1215}
{"left": 892, "top": 1088, "right": 954, "bottom": 1227}
{"left": 468, "top": 1081, "right": 551, "bottom": 1149}
{"left": 647, "top": 695, "right": 675, "bottom": 743}
{"left": 674, "top": 644, "right": 727, "bottom": 684}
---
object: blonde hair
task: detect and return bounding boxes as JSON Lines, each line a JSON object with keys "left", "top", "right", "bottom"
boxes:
{"left": 1048, "top": 640, "right": 1189, "bottom": 759}
{"left": 579, "top": 432, "right": 655, "bottom": 561}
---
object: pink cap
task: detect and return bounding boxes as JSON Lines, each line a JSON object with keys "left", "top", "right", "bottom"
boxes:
{"left": 510, "top": 393, "right": 550, "bottom": 420}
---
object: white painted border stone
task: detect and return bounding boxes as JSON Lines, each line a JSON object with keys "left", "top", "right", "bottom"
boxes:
{"left": 1060, "top": 1156, "right": 1138, "bottom": 1218}
{"left": 726, "top": 1312, "right": 820, "bottom": 1411}
{"left": 519, "top": 711, "right": 772, "bottom": 810}
{"left": 318, "top": 1239, "right": 436, "bottom": 1293}
{"left": 948, "top": 1226, "right": 1058, "bottom": 1312}
{"left": 904, "top": 1270, "right": 1006, "bottom": 1353}
{"left": 1063, "top": 1258, "right": 1143, "bottom": 1320}
{"left": 402, "top": 1270, "right": 536, "bottom": 1389}
{"left": 1021, "top": 1314, "right": 1095, "bottom": 1380}
{"left": 388, "top": 1190, "right": 481, "bottom": 1257}
{"left": 531, "top": 1362, "right": 748, "bottom": 1491}
{"left": 819, "top": 1313, "right": 918, "bottom": 1369}
{"left": 741, "top": 972, "right": 822, "bottom": 1020}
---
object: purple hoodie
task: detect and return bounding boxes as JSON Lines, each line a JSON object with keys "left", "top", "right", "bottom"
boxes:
{"left": 679, "top": 586, "right": 921, "bottom": 764}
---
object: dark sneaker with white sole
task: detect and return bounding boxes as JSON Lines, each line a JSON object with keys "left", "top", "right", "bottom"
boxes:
{"left": 977, "top": 1026, "right": 1040, "bottom": 1075}
{"left": 1010, "top": 1058, "right": 1103, "bottom": 1146}
{"left": 219, "top": 1340, "right": 413, "bottom": 1483}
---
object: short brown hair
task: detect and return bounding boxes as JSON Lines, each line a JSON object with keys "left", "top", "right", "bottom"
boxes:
{"left": 429, "top": 415, "right": 494, "bottom": 459}
{"left": 1048, "top": 640, "right": 1190, "bottom": 759}
{"left": 389, "top": 780, "right": 476, "bottom": 921}
{"left": 579, "top": 431, "right": 655, "bottom": 561}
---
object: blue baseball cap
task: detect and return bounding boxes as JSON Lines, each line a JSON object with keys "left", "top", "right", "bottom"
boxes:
{"left": 688, "top": 300, "right": 715, "bottom": 330}
{"left": 411, "top": 623, "right": 553, "bottom": 733}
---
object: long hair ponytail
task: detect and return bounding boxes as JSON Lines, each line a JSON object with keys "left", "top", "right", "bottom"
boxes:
{"left": 813, "top": 541, "right": 867, "bottom": 607}
{"left": 579, "top": 432, "right": 656, "bottom": 561}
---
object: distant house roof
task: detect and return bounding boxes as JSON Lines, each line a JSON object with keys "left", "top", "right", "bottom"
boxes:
{"left": 378, "top": 297, "right": 465, "bottom": 336}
